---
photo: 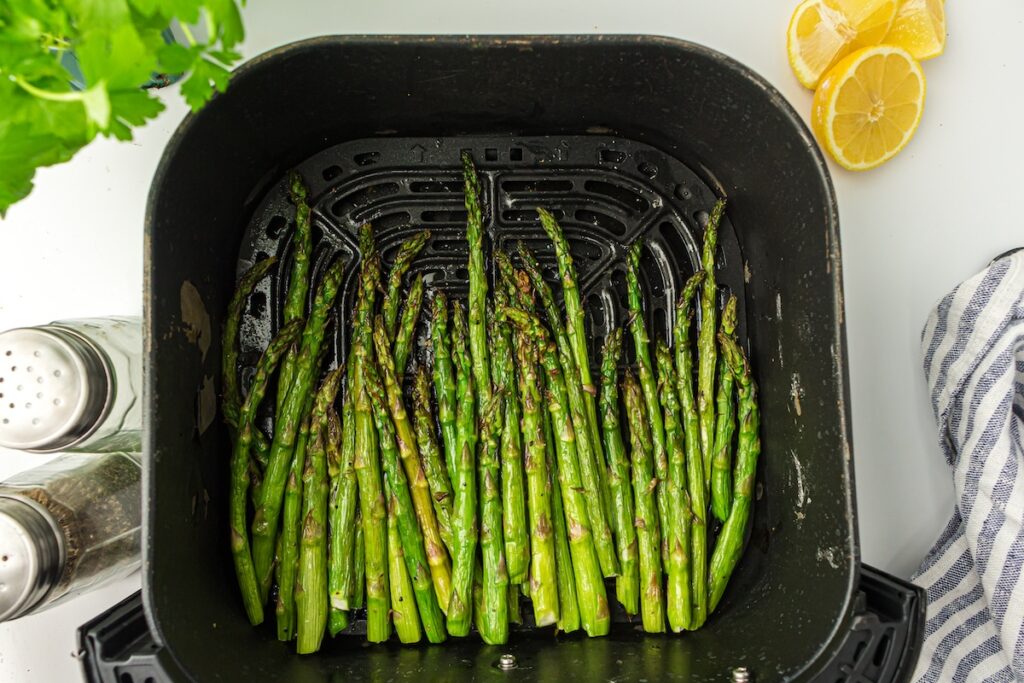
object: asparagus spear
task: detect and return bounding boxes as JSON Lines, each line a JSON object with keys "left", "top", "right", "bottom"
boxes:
{"left": 516, "top": 327, "right": 559, "bottom": 627}
{"left": 490, "top": 294, "right": 529, "bottom": 585}
{"left": 349, "top": 227, "right": 389, "bottom": 643}
{"left": 327, "top": 402, "right": 352, "bottom": 636}
{"left": 447, "top": 300, "right": 478, "bottom": 636}
{"left": 392, "top": 272, "right": 424, "bottom": 383}
{"left": 365, "top": 358, "right": 447, "bottom": 643}
{"left": 462, "top": 153, "right": 493, "bottom": 410}
{"left": 625, "top": 243, "right": 671, "bottom": 569}
{"left": 709, "top": 333, "right": 760, "bottom": 612}
{"left": 277, "top": 405, "right": 312, "bottom": 641}
{"left": 623, "top": 371, "right": 664, "bottom": 633}
{"left": 477, "top": 390, "right": 510, "bottom": 645}
{"left": 675, "top": 271, "right": 709, "bottom": 627}
{"left": 385, "top": 477, "right": 423, "bottom": 644}
{"left": 352, "top": 504, "right": 365, "bottom": 611}
{"left": 503, "top": 306, "right": 610, "bottom": 637}
{"left": 517, "top": 243, "right": 617, "bottom": 578}
{"left": 536, "top": 209, "right": 613, "bottom": 531}
{"left": 382, "top": 230, "right": 430, "bottom": 342}
{"left": 275, "top": 172, "right": 315, "bottom": 413}
{"left": 600, "top": 329, "right": 639, "bottom": 615}
{"left": 430, "top": 291, "right": 458, "bottom": 478}
{"left": 251, "top": 258, "right": 346, "bottom": 599}
{"left": 711, "top": 296, "right": 739, "bottom": 523}
{"left": 372, "top": 316, "right": 453, "bottom": 612}
{"left": 229, "top": 319, "right": 302, "bottom": 625}
{"left": 697, "top": 200, "right": 727, "bottom": 481}
{"left": 412, "top": 367, "right": 454, "bottom": 550}
{"left": 656, "top": 341, "right": 692, "bottom": 633}
{"left": 544, "top": 401, "right": 581, "bottom": 634}
{"left": 295, "top": 367, "right": 342, "bottom": 654}
{"left": 222, "top": 256, "right": 277, "bottom": 431}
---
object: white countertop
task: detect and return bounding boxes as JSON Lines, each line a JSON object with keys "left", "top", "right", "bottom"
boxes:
{"left": 1, "top": 1, "right": 1021, "bottom": 680}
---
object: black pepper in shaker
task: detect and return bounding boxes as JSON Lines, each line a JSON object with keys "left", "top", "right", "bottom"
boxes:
{"left": 0, "top": 452, "right": 141, "bottom": 621}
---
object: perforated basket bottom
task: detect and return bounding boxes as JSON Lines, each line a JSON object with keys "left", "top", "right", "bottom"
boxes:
{"left": 235, "top": 134, "right": 749, "bottom": 631}
{"left": 237, "top": 135, "right": 746, "bottom": 377}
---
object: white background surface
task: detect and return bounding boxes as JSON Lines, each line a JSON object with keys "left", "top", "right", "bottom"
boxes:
{"left": 0, "top": 1, "right": 1021, "bottom": 680}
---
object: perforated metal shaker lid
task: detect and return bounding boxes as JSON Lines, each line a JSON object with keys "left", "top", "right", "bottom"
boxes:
{"left": 0, "top": 326, "right": 112, "bottom": 452}
{"left": 0, "top": 496, "right": 64, "bottom": 622}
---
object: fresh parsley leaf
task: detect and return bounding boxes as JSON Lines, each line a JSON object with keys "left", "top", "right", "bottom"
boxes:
{"left": 0, "top": 0, "right": 246, "bottom": 214}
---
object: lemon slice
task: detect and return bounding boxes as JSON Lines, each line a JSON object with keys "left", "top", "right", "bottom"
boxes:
{"left": 811, "top": 45, "right": 926, "bottom": 170}
{"left": 787, "top": 0, "right": 899, "bottom": 89}
{"left": 885, "top": 0, "right": 946, "bottom": 60}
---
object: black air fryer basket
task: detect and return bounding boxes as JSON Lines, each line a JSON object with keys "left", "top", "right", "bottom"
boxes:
{"left": 122, "top": 35, "right": 925, "bottom": 682}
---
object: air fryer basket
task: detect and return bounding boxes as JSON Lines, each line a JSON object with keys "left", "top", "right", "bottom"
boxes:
{"left": 144, "top": 35, "right": 856, "bottom": 681}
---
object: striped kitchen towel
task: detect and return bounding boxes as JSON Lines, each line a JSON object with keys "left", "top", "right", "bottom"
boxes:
{"left": 913, "top": 249, "right": 1024, "bottom": 683}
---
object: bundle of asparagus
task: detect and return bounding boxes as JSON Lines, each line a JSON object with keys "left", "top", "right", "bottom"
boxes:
{"left": 223, "top": 156, "right": 762, "bottom": 653}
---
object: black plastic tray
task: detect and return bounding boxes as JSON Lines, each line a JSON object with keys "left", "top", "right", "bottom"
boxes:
{"left": 144, "top": 35, "right": 855, "bottom": 682}
{"left": 79, "top": 564, "right": 925, "bottom": 683}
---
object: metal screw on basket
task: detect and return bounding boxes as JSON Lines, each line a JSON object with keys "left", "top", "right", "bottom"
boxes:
{"left": 496, "top": 654, "right": 517, "bottom": 671}
{"left": 731, "top": 667, "right": 752, "bottom": 682}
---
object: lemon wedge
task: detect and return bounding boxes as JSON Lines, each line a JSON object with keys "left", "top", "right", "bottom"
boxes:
{"left": 885, "top": 0, "right": 946, "bottom": 60}
{"left": 787, "top": 0, "right": 899, "bottom": 89}
{"left": 811, "top": 45, "right": 926, "bottom": 170}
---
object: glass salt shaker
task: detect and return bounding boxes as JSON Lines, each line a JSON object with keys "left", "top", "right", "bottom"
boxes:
{"left": 0, "top": 451, "right": 141, "bottom": 621}
{"left": 0, "top": 317, "right": 141, "bottom": 453}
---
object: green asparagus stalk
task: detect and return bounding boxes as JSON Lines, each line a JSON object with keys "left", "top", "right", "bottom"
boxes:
{"left": 349, "top": 227, "right": 390, "bottom": 643}
{"left": 675, "top": 271, "right": 709, "bottom": 627}
{"left": 536, "top": 209, "right": 613, "bottom": 533}
{"left": 447, "top": 300, "right": 478, "bottom": 636}
{"left": 711, "top": 296, "right": 739, "bottom": 523}
{"left": 509, "top": 583, "right": 522, "bottom": 625}
{"left": 392, "top": 272, "right": 424, "bottom": 383}
{"left": 251, "top": 430, "right": 271, "bottom": 471}
{"left": 352, "top": 504, "right": 365, "bottom": 611}
{"left": 625, "top": 243, "right": 671, "bottom": 569}
{"left": 222, "top": 256, "right": 277, "bottom": 430}
{"left": 656, "top": 341, "right": 692, "bottom": 633}
{"left": 277, "top": 406, "right": 311, "bottom": 641}
{"left": 382, "top": 230, "right": 430, "bottom": 341}
{"left": 365, "top": 358, "right": 447, "bottom": 643}
{"left": 544, "top": 401, "right": 581, "bottom": 634}
{"left": 600, "top": 329, "right": 639, "bottom": 615}
{"left": 709, "top": 333, "right": 760, "bottom": 612}
{"left": 622, "top": 371, "right": 664, "bottom": 633}
{"left": 412, "top": 367, "right": 454, "bottom": 550}
{"left": 462, "top": 153, "right": 493, "bottom": 409}
{"left": 295, "top": 367, "right": 342, "bottom": 654}
{"left": 516, "top": 328, "right": 559, "bottom": 627}
{"left": 327, "top": 403, "right": 352, "bottom": 636}
{"left": 430, "top": 291, "right": 459, "bottom": 478}
{"left": 503, "top": 306, "right": 610, "bottom": 637}
{"left": 477, "top": 390, "right": 510, "bottom": 645}
{"left": 385, "top": 477, "right": 423, "bottom": 644}
{"left": 517, "top": 243, "right": 617, "bottom": 578}
{"left": 328, "top": 347, "right": 360, "bottom": 630}
{"left": 372, "top": 316, "right": 453, "bottom": 612}
{"left": 697, "top": 200, "right": 727, "bottom": 481}
{"left": 230, "top": 319, "right": 302, "bottom": 625}
{"left": 251, "top": 257, "right": 346, "bottom": 599}
{"left": 490, "top": 293, "right": 529, "bottom": 585}
{"left": 275, "top": 172, "right": 315, "bottom": 413}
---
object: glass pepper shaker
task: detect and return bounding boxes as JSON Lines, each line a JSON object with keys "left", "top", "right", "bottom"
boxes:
{"left": 0, "top": 317, "right": 141, "bottom": 453}
{"left": 0, "top": 452, "right": 141, "bottom": 621}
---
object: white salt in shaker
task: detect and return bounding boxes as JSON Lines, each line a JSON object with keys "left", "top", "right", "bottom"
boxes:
{"left": 0, "top": 317, "right": 141, "bottom": 453}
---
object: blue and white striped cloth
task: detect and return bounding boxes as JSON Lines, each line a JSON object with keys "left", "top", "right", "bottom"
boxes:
{"left": 913, "top": 249, "right": 1024, "bottom": 682}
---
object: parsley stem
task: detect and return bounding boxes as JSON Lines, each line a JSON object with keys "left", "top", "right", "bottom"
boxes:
{"left": 14, "top": 77, "right": 84, "bottom": 102}
{"left": 179, "top": 22, "right": 198, "bottom": 47}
